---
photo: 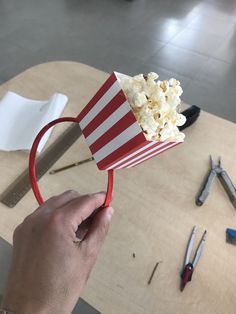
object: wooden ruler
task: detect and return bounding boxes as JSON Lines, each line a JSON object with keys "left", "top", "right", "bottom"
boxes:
{"left": 0, "top": 123, "right": 82, "bottom": 208}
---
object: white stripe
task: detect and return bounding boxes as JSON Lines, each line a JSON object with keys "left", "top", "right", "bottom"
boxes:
{"left": 79, "top": 81, "right": 121, "bottom": 129}
{"left": 106, "top": 141, "right": 157, "bottom": 170}
{"left": 85, "top": 101, "right": 131, "bottom": 146}
{"left": 126, "top": 142, "right": 178, "bottom": 168}
{"left": 116, "top": 141, "right": 169, "bottom": 169}
{"left": 93, "top": 122, "right": 142, "bottom": 163}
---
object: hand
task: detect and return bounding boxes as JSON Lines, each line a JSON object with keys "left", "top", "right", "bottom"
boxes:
{"left": 2, "top": 191, "right": 113, "bottom": 314}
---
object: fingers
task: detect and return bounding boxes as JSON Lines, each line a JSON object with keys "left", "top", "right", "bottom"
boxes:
{"left": 59, "top": 192, "right": 106, "bottom": 227}
{"left": 80, "top": 206, "right": 113, "bottom": 256}
{"left": 43, "top": 190, "right": 81, "bottom": 211}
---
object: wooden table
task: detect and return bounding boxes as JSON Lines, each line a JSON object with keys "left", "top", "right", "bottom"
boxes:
{"left": 0, "top": 62, "right": 236, "bottom": 314}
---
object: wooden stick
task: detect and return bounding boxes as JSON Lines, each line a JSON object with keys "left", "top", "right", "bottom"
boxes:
{"left": 147, "top": 261, "right": 162, "bottom": 285}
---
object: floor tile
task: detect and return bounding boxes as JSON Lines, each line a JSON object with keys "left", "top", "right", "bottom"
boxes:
{"left": 194, "top": 58, "right": 236, "bottom": 86}
{"left": 188, "top": 14, "right": 235, "bottom": 37}
{"left": 110, "top": 34, "right": 165, "bottom": 63}
{"left": 92, "top": 50, "right": 143, "bottom": 76}
{"left": 198, "top": 2, "right": 236, "bottom": 23}
{"left": 213, "top": 29, "right": 236, "bottom": 63}
{"left": 169, "top": 28, "right": 224, "bottom": 57}
{"left": 5, "top": 20, "right": 58, "bottom": 53}
{"left": 128, "top": 17, "right": 187, "bottom": 43}
{"left": 183, "top": 78, "right": 236, "bottom": 122}
{"left": 147, "top": 44, "right": 209, "bottom": 78}
{"left": 0, "top": 38, "right": 38, "bottom": 80}
{"left": 146, "top": 0, "right": 201, "bottom": 24}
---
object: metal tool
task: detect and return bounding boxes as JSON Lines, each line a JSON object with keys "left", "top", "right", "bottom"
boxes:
{"left": 0, "top": 123, "right": 82, "bottom": 208}
{"left": 218, "top": 165, "right": 236, "bottom": 208}
{"left": 49, "top": 157, "right": 94, "bottom": 174}
{"left": 181, "top": 226, "right": 207, "bottom": 291}
{"left": 196, "top": 156, "right": 236, "bottom": 209}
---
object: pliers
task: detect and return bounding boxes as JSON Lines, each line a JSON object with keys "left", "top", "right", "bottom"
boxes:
{"left": 196, "top": 156, "right": 236, "bottom": 208}
{"left": 181, "top": 226, "right": 207, "bottom": 291}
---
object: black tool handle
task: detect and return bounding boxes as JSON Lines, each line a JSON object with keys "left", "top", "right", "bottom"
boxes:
{"left": 196, "top": 169, "right": 217, "bottom": 206}
{"left": 218, "top": 170, "right": 236, "bottom": 209}
{"left": 179, "top": 105, "right": 201, "bottom": 131}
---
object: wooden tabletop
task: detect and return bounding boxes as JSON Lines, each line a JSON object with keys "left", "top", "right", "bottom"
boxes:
{"left": 0, "top": 62, "right": 236, "bottom": 314}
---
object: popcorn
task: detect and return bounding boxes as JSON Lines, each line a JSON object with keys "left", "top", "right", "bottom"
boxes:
{"left": 119, "top": 73, "right": 186, "bottom": 142}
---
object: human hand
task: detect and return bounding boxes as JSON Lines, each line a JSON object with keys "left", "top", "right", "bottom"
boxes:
{"left": 2, "top": 191, "right": 113, "bottom": 314}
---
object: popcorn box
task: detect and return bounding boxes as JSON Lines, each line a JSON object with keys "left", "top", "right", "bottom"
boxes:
{"left": 77, "top": 72, "right": 182, "bottom": 171}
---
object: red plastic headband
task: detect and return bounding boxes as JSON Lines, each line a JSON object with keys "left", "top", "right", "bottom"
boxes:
{"left": 29, "top": 117, "right": 114, "bottom": 208}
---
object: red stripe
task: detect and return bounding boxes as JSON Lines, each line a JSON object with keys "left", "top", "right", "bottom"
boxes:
{"left": 97, "top": 133, "right": 146, "bottom": 170}
{"left": 126, "top": 142, "right": 180, "bottom": 168}
{"left": 90, "top": 111, "right": 137, "bottom": 154}
{"left": 76, "top": 72, "right": 117, "bottom": 121}
{"left": 115, "top": 141, "right": 164, "bottom": 168}
{"left": 83, "top": 90, "right": 126, "bottom": 138}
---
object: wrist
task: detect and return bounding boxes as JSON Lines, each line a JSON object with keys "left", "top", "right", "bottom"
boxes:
{"left": 1, "top": 297, "right": 49, "bottom": 314}
{"left": 2, "top": 286, "right": 75, "bottom": 314}
{"left": 2, "top": 295, "right": 70, "bottom": 314}
{"left": 1, "top": 305, "right": 48, "bottom": 314}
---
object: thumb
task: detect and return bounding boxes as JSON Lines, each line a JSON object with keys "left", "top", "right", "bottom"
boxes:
{"left": 81, "top": 207, "right": 114, "bottom": 256}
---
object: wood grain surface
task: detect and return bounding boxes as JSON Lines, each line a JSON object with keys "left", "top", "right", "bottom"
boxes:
{"left": 0, "top": 62, "right": 236, "bottom": 314}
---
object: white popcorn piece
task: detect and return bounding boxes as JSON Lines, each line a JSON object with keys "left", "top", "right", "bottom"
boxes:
{"left": 133, "top": 92, "right": 147, "bottom": 107}
{"left": 120, "top": 72, "right": 186, "bottom": 142}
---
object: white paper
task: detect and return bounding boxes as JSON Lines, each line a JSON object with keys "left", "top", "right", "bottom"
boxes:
{"left": 0, "top": 91, "right": 68, "bottom": 153}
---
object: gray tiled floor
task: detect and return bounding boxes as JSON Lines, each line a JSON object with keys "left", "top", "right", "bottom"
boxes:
{"left": 0, "top": 0, "right": 236, "bottom": 123}
{"left": 0, "top": 2, "right": 235, "bottom": 313}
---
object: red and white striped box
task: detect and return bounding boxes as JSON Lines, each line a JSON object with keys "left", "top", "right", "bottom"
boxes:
{"left": 77, "top": 72, "right": 182, "bottom": 170}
